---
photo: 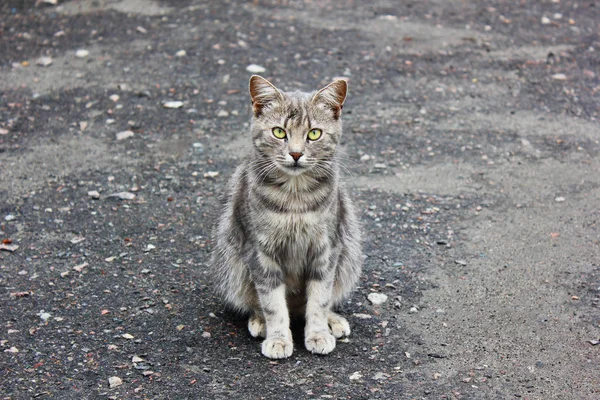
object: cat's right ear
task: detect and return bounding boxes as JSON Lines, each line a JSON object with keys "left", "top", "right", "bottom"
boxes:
{"left": 249, "top": 75, "right": 283, "bottom": 117}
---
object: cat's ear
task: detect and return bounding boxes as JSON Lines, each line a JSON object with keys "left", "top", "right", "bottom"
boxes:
{"left": 311, "top": 79, "right": 347, "bottom": 120}
{"left": 249, "top": 75, "right": 283, "bottom": 117}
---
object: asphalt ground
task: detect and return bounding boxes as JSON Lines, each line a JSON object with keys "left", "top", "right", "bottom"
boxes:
{"left": 1, "top": 1, "right": 599, "bottom": 399}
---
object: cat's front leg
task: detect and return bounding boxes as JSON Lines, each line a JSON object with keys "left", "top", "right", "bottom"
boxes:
{"left": 253, "top": 252, "right": 293, "bottom": 359}
{"left": 305, "top": 253, "right": 337, "bottom": 355}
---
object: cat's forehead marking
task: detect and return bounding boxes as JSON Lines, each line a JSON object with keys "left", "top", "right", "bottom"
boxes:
{"left": 282, "top": 94, "right": 312, "bottom": 129}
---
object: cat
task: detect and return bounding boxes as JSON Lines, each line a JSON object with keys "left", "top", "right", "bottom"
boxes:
{"left": 210, "top": 75, "right": 362, "bottom": 359}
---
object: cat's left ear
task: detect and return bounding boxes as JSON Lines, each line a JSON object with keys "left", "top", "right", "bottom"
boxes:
{"left": 311, "top": 79, "right": 347, "bottom": 120}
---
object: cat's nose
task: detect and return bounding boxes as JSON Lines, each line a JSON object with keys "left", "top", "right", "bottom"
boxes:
{"left": 289, "top": 152, "right": 303, "bottom": 162}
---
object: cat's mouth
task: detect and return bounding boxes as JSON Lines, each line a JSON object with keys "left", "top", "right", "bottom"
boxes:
{"left": 280, "top": 162, "right": 307, "bottom": 175}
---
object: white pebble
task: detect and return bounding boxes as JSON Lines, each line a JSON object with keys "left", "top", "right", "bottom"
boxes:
{"left": 36, "top": 56, "right": 53, "bottom": 67}
{"left": 39, "top": 311, "right": 52, "bottom": 321}
{"left": 163, "top": 101, "right": 184, "bottom": 109}
{"left": 349, "top": 371, "right": 363, "bottom": 380}
{"left": 108, "top": 376, "right": 123, "bottom": 388}
{"left": 108, "top": 192, "right": 136, "bottom": 200}
{"left": 175, "top": 50, "right": 187, "bottom": 57}
{"left": 541, "top": 16, "right": 551, "bottom": 25}
{"left": 367, "top": 293, "right": 388, "bottom": 305}
{"left": 75, "top": 49, "right": 89, "bottom": 58}
{"left": 116, "top": 130, "right": 134, "bottom": 141}
{"left": 246, "top": 64, "right": 266, "bottom": 73}
{"left": 551, "top": 73, "right": 567, "bottom": 81}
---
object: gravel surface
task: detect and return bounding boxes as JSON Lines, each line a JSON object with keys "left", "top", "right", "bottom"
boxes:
{"left": 1, "top": 0, "right": 599, "bottom": 399}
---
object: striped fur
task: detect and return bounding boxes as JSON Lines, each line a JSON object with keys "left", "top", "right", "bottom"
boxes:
{"left": 211, "top": 76, "right": 362, "bottom": 358}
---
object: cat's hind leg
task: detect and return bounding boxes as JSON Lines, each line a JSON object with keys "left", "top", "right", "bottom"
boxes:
{"left": 327, "top": 311, "right": 351, "bottom": 338}
{"left": 248, "top": 313, "right": 266, "bottom": 338}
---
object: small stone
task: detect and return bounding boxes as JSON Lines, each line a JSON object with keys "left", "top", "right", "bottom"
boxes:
{"left": 175, "top": 50, "right": 187, "bottom": 57}
{"left": 216, "top": 110, "right": 229, "bottom": 118}
{"left": 349, "top": 371, "right": 363, "bottom": 380}
{"left": 107, "top": 344, "right": 118, "bottom": 350}
{"left": 554, "top": 196, "right": 566, "bottom": 202}
{"left": 409, "top": 306, "right": 418, "bottom": 314}
{"left": 75, "top": 49, "right": 89, "bottom": 58}
{"left": 368, "top": 293, "right": 388, "bottom": 305}
{"left": 1, "top": 244, "right": 20, "bottom": 252}
{"left": 122, "top": 333, "right": 134, "bottom": 340}
{"left": 88, "top": 191, "right": 100, "bottom": 199}
{"left": 204, "top": 171, "right": 219, "bottom": 179}
{"left": 79, "top": 121, "right": 88, "bottom": 131}
{"left": 246, "top": 64, "right": 266, "bottom": 73}
{"left": 108, "top": 376, "right": 123, "bottom": 388}
{"left": 202, "top": 331, "right": 211, "bottom": 338}
{"left": 105, "top": 256, "right": 116, "bottom": 262}
{"left": 541, "top": 16, "right": 551, "bottom": 25}
{"left": 136, "top": 26, "right": 147, "bottom": 34}
{"left": 373, "top": 372, "right": 387, "bottom": 380}
{"left": 583, "top": 70, "right": 596, "bottom": 78}
{"left": 0, "top": 128, "right": 8, "bottom": 135}
{"left": 433, "top": 372, "right": 442, "bottom": 380}
{"left": 4, "top": 346, "right": 19, "bottom": 354}
{"left": 108, "top": 192, "right": 136, "bottom": 200}
{"left": 39, "top": 311, "right": 52, "bottom": 321}
{"left": 73, "top": 262, "right": 88, "bottom": 272}
{"left": 176, "top": 325, "right": 185, "bottom": 331}
{"left": 352, "top": 313, "right": 372, "bottom": 319}
{"left": 588, "top": 340, "right": 600, "bottom": 346}
{"left": 455, "top": 260, "right": 467, "bottom": 266}
{"left": 360, "top": 154, "right": 371, "bottom": 161}
{"left": 4, "top": 214, "right": 16, "bottom": 221}
{"left": 36, "top": 56, "right": 53, "bottom": 67}
{"left": 70, "top": 236, "right": 86, "bottom": 244}
{"left": 373, "top": 163, "right": 387, "bottom": 169}
{"left": 140, "top": 269, "right": 151, "bottom": 274}
{"left": 571, "top": 296, "right": 580, "bottom": 300}
{"left": 163, "top": 101, "right": 184, "bottom": 109}
{"left": 116, "top": 130, "right": 134, "bottom": 141}
{"left": 551, "top": 73, "right": 567, "bottom": 81}
{"left": 142, "top": 370, "right": 154, "bottom": 376}
{"left": 145, "top": 244, "right": 156, "bottom": 252}
{"left": 109, "top": 94, "right": 120, "bottom": 102}
{"left": 132, "top": 356, "right": 144, "bottom": 363}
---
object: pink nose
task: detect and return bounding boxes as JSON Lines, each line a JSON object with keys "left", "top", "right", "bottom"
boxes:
{"left": 289, "top": 152, "right": 303, "bottom": 161}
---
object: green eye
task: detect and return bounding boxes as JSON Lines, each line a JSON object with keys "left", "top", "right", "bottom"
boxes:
{"left": 272, "top": 127, "right": 287, "bottom": 139}
{"left": 307, "top": 128, "right": 322, "bottom": 141}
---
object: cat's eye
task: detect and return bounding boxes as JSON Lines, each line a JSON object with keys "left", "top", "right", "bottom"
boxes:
{"left": 307, "top": 128, "right": 322, "bottom": 141}
{"left": 272, "top": 127, "right": 287, "bottom": 139}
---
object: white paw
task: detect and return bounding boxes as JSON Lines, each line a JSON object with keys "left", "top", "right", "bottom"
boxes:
{"left": 261, "top": 336, "right": 293, "bottom": 359}
{"left": 305, "top": 330, "right": 336, "bottom": 355}
{"left": 248, "top": 315, "right": 266, "bottom": 338}
{"left": 328, "top": 313, "right": 351, "bottom": 338}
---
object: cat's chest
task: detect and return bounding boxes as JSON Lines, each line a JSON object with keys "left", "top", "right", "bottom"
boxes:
{"left": 261, "top": 211, "right": 328, "bottom": 238}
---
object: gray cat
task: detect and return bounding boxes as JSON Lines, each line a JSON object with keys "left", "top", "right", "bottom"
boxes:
{"left": 211, "top": 75, "right": 362, "bottom": 359}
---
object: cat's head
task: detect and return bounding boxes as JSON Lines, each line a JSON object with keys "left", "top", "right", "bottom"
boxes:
{"left": 248, "top": 75, "right": 347, "bottom": 177}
